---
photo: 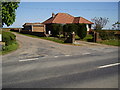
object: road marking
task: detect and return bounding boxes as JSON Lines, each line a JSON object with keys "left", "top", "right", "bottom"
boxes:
{"left": 19, "top": 58, "right": 39, "bottom": 62}
{"left": 82, "top": 52, "right": 90, "bottom": 55}
{"left": 65, "top": 55, "right": 71, "bottom": 56}
{"left": 98, "top": 63, "right": 120, "bottom": 69}
{"left": 54, "top": 56, "right": 58, "bottom": 58}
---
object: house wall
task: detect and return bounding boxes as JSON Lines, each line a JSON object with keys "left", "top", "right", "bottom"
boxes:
{"left": 86, "top": 24, "right": 89, "bottom": 31}
{"left": 33, "top": 26, "right": 44, "bottom": 32}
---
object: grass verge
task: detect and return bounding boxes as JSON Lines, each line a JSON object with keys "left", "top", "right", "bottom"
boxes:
{"left": 97, "top": 39, "right": 120, "bottom": 46}
{"left": 15, "top": 32, "right": 64, "bottom": 44}
{"left": 0, "top": 41, "right": 19, "bottom": 55}
{"left": 13, "top": 32, "right": 120, "bottom": 46}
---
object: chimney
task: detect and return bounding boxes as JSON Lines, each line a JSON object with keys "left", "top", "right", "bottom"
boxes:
{"left": 52, "top": 13, "right": 55, "bottom": 17}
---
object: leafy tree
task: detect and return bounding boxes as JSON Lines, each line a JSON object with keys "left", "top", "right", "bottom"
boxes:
{"left": 77, "top": 23, "right": 87, "bottom": 39}
{"left": 0, "top": 2, "right": 2, "bottom": 27}
{"left": 51, "top": 24, "right": 62, "bottom": 36}
{"left": 63, "top": 24, "right": 68, "bottom": 32}
{"left": 63, "top": 24, "right": 78, "bottom": 37}
{"left": 91, "top": 17, "right": 109, "bottom": 30}
{"left": 68, "top": 24, "right": 78, "bottom": 34}
{"left": 2, "top": 1, "right": 20, "bottom": 26}
{"left": 63, "top": 24, "right": 69, "bottom": 37}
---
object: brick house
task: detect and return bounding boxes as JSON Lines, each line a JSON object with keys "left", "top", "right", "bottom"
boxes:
{"left": 42, "top": 13, "right": 94, "bottom": 34}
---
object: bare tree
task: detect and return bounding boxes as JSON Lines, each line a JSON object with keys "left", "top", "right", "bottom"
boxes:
{"left": 91, "top": 17, "right": 109, "bottom": 30}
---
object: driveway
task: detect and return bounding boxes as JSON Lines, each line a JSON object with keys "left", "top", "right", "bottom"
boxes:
{"left": 2, "top": 32, "right": 119, "bottom": 88}
{"left": 3, "top": 32, "right": 117, "bottom": 60}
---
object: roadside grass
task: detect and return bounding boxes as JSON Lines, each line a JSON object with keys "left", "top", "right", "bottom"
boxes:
{"left": 40, "top": 37, "right": 64, "bottom": 44}
{"left": 0, "top": 41, "right": 19, "bottom": 55}
{"left": 83, "top": 34, "right": 93, "bottom": 41}
{"left": 12, "top": 31, "right": 120, "bottom": 46}
{"left": 0, "top": 30, "right": 19, "bottom": 55}
{"left": 15, "top": 32, "right": 64, "bottom": 44}
{"left": 97, "top": 39, "right": 120, "bottom": 46}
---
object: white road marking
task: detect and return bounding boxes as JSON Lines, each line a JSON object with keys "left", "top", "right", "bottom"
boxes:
{"left": 19, "top": 58, "right": 39, "bottom": 62}
{"left": 54, "top": 56, "right": 58, "bottom": 58}
{"left": 98, "top": 63, "right": 120, "bottom": 69}
{"left": 82, "top": 52, "right": 90, "bottom": 55}
{"left": 65, "top": 55, "right": 71, "bottom": 56}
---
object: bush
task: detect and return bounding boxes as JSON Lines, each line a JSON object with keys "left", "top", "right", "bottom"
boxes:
{"left": 63, "top": 24, "right": 78, "bottom": 37}
{"left": 68, "top": 24, "right": 78, "bottom": 34}
{"left": 99, "top": 31, "right": 115, "bottom": 40}
{"left": 51, "top": 24, "right": 63, "bottom": 36}
{"left": 77, "top": 24, "right": 87, "bottom": 39}
{"left": 2, "top": 31, "right": 16, "bottom": 46}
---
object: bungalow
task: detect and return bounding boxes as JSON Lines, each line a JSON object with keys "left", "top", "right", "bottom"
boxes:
{"left": 42, "top": 13, "right": 94, "bottom": 34}
{"left": 22, "top": 23, "right": 46, "bottom": 33}
{"left": 22, "top": 13, "right": 93, "bottom": 36}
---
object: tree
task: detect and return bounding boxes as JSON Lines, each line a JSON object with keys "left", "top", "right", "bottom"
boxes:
{"left": 63, "top": 24, "right": 78, "bottom": 37}
{"left": 2, "top": 2, "right": 20, "bottom": 26}
{"left": 112, "top": 21, "right": 120, "bottom": 30}
{"left": 68, "top": 24, "right": 78, "bottom": 34}
{"left": 91, "top": 17, "right": 109, "bottom": 30}
{"left": 77, "top": 23, "right": 87, "bottom": 39}
{"left": 51, "top": 24, "right": 63, "bottom": 36}
{"left": 57, "top": 24, "right": 63, "bottom": 37}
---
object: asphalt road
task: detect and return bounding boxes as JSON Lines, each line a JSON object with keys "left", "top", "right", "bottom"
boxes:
{"left": 2, "top": 33, "right": 119, "bottom": 88}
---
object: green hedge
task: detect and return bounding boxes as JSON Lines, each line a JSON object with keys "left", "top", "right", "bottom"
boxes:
{"left": 98, "top": 31, "right": 116, "bottom": 40}
{"left": 51, "top": 24, "right": 63, "bottom": 36}
{"left": 77, "top": 24, "right": 87, "bottom": 39}
{"left": 2, "top": 31, "right": 16, "bottom": 46}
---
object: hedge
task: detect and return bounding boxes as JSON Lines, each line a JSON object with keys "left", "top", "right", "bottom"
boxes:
{"left": 2, "top": 31, "right": 16, "bottom": 46}
{"left": 77, "top": 24, "right": 87, "bottom": 39}
{"left": 98, "top": 31, "right": 116, "bottom": 40}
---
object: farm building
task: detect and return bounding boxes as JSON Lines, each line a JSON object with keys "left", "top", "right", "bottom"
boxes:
{"left": 22, "top": 23, "right": 45, "bottom": 33}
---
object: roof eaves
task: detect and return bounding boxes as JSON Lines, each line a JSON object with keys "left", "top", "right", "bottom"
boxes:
{"left": 80, "top": 17, "right": 94, "bottom": 24}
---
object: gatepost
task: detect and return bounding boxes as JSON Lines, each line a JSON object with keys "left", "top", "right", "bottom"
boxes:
{"left": 71, "top": 32, "right": 75, "bottom": 43}
{"left": 94, "top": 32, "right": 102, "bottom": 42}
{"left": 64, "top": 32, "right": 75, "bottom": 43}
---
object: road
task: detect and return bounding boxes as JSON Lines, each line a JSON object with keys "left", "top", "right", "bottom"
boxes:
{"left": 2, "top": 33, "right": 119, "bottom": 88}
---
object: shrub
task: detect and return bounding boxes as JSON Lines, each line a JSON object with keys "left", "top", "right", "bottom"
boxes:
{"left": 99, "top": 31, "right": 115, "bottom": 40}
{"left": 2, "top": 31, "right": 16, "bottom": 46}
{"left": 68, "top": 24, "right": 78, "bottom": 34}
{"left": 77, "top": 24, "right": 87, "bottom": 39}
{"left": 50, "top": 24, "right": 63, "bottom": 36}
{"left": 63, "top": 24, "right": 78, "bottom": 37}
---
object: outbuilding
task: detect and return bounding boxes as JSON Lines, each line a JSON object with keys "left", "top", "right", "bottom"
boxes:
{"left": 23, "top": 23, "right": 45, "bottom": 33}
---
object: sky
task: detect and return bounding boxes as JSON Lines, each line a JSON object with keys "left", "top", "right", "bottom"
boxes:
{"left": 4, "top": 1, "right": 119, "bottom": 29}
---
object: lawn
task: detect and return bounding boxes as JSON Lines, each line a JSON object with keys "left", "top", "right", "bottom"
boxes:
{"left": 97, "top": 39, "right": 120, "bottom": 46}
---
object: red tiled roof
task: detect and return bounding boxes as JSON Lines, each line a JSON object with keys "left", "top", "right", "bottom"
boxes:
{"left": 42, "top": 13, "right": 93, "bottom": 24}
{"left": 73, "top": 17, "right": 94, "bottom": 24}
